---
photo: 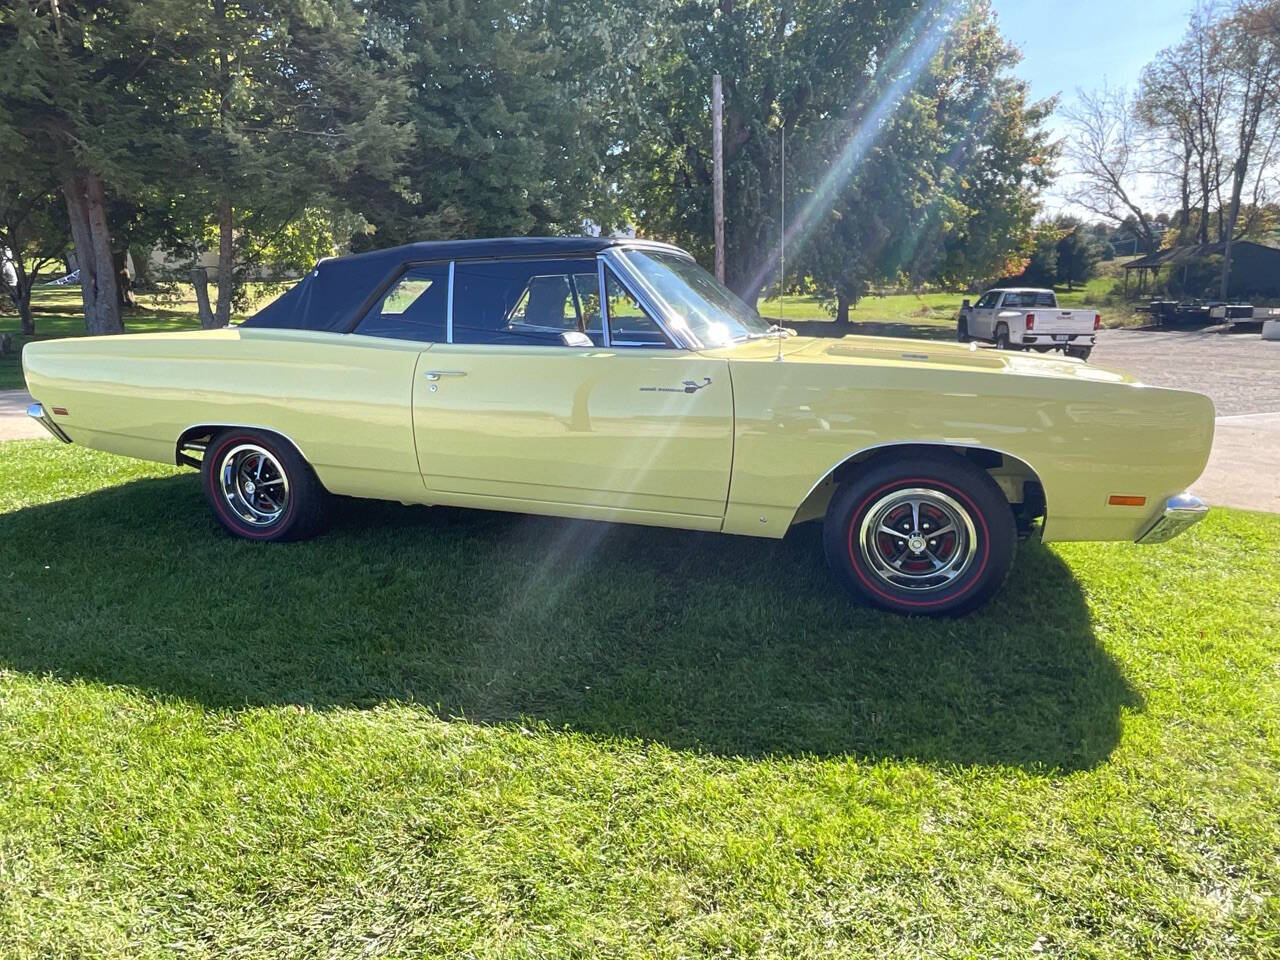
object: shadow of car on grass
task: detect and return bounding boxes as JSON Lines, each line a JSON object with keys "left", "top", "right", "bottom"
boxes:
{"left": 0, "top": 474, "right": 1140, "bottom": 772}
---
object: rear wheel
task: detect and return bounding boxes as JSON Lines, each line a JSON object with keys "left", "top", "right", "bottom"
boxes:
{"left": 822, "top": 454, "right": 1016, "bottom": 616}
{"left": 994, "top": 323, "right": 1012, "bottom": 350}
{"left": 201, "top": 429, "right": 328, "bottom": 541}
{"left": 1065, "top": 344, "right": 1093, "bottom": 361}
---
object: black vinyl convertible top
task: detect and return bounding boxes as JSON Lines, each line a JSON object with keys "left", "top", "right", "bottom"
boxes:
{"left": 242, "top": 236, "right": 639, "bottom": 333}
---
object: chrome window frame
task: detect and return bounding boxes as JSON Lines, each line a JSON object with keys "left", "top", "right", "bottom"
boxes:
{"left": 446, "top": 260, "right": 455, "bottom": 343}
{"left": 600, "top": 246, "right": 693, "bottom": 350}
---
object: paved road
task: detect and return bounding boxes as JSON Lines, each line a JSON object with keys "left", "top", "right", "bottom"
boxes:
{"left": 4, "top": 325, "right": 1278, "bottom": 512}
{"left": 0, "top": 388, "right": 42, "bottom": 440}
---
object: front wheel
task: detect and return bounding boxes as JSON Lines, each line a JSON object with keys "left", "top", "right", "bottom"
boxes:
{"left": 957, "top": 317, "right": 971, "bottom": 342}
{"left": 201, "top": 429, "right": 329, "bottom": 541}
{"left": 822, "top": 454, "right": 1016, "bottom": 616}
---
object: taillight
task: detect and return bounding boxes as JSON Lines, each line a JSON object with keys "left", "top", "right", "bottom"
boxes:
{"left": 1094, "top": 313, "right": 1101, "bottom": 330}
{"left": 1025, "top": 313, "right": 1035, "bottom": 329}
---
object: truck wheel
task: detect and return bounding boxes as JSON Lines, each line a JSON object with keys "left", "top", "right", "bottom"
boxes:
{"left": 1065, "top": 345, "right": 1093, "bottom": 361}
{"left": 995, "top": 324, "right": 1012, "bottom": 350}
{"left": 822, "top": 454, "right": 1016, "bottom": 616}
{"left": 957, "top": 318, "right": 971, "bottom": 342}
{"left": 201, "top": 428, "right": 329, "bottom": 541}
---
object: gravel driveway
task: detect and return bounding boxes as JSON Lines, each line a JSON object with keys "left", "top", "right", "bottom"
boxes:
{"left": 1092, "top": 325, "right": 1280, "bottom": 417}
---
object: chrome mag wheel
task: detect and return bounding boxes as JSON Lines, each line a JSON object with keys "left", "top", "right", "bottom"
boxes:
{"left": 218, "top": 443, "right": 290, "bottom": 527}
{"left": 857, "top": 487, "right": 978, "bottom": 592}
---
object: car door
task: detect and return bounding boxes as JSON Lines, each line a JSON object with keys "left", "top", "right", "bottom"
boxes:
{"left": 971, "top": 291, "right": 999, "bottom": 337}
{"left": 411, "top": 256, "right": 733, "bottom": 525}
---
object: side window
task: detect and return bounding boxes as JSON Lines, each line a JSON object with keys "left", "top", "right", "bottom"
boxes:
{"left": 975, "top": 291, "right": 998, "bottom": 309}
{"left": 354, "top": 264, "right": 448, "bottom": 341}
{"left": 604, "top": 267, "right": 670, "bottom": 347}
{"left": 452, "top": 258, "right": 604, "bottom": 346}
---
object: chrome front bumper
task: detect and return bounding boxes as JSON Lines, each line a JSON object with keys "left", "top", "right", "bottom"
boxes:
{"left": 27, "top": 403, "right": 71, "bottom": 443}
{"left": 1136, "top": 492, "right": 1208, "bottom": 544}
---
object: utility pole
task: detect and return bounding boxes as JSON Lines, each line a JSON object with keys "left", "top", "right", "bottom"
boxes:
{"left": 712, "top": 74, "right": 725, "bottom": 285}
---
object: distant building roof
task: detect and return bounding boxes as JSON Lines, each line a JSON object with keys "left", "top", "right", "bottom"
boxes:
{"left": 1123, "top": 240, "right": 1280, "bottom": 270}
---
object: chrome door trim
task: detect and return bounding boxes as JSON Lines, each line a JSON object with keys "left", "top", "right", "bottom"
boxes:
{"left": 446, "top": 260, "right": 456, "bottom": 343}
{"left": 600, "top": 248, "right": 690, "bottom": 350}
{"left": 597, "top": 256, "right": 611, "bottom": 348}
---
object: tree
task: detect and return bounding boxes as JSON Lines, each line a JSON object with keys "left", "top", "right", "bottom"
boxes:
{"left": 1216, "top": 1, "right": 1280, "bottom": 298}
{"left": 1054, "top": 218, "right": 1105, "bottom": 289}
{"left": 1137, "top": 4, "right": 1230, "bottom": 245}
{"left": 619, "top": 0, "right": 938, "bottom": 305}
{"left": 0, "top": 0, "right": 176, "bottom": 333}
{"left": 142, "top": 0, "right": 411, "bottom": 328}
{"left": 1017, "top": 224, "right": 1059, "bottom": 288}
{"left": 797, "top": 5, "right": 1054, "bottom": 320}
{"left": 0, "top": 170, "right": 69, "bottom": 335}
{"left": 350, "top": 0, "right": 646, "bottom": 250}
{"left": 1062, "top": 86, "right": 1159, "bottom": 255}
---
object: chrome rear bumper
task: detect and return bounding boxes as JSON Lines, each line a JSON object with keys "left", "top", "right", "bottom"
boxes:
{"left": 27, "top": 403, "right": 71, "bottom": 443}
{"left": 1137, "top": 492, "right": 1208, "bottom": 544}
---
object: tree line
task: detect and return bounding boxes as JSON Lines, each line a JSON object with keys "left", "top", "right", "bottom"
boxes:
{"left": 1064, "top": 0, "right": 1280, "bottom": 299}
{"left": 1, "top": 0, "right": 1054, "bottom": 335}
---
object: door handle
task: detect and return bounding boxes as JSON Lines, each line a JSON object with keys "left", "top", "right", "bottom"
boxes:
{"left": 424, "top": 370, "right": 467, "bottom": 381}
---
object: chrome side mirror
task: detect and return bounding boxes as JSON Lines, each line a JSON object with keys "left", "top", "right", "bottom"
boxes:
{"left": 560, "top": 330, "right": 593, "bottom": 347}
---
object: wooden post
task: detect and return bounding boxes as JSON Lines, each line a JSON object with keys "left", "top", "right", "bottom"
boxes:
{"left": 712, "top": 74, "right": 725, "bottom": 285}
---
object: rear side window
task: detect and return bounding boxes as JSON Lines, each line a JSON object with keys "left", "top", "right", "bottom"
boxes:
{"left": 354, "top": 264, "right": 449, "bottom": 341}
{"left": 452, "top": 258, "right": 603, "bottom": 346}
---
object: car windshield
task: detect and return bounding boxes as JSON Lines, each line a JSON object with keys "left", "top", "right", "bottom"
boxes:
{"left": 620, "top": 250, "right": 773, "bottom": 347}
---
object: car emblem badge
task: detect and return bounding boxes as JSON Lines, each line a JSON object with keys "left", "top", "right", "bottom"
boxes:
{"left": 640, "top": 377, "right": 712, "bottom": 394}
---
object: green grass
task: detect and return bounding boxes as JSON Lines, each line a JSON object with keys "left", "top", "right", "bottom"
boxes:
{"left": 1, "top": 440, "right": 1278, "bottom": 957}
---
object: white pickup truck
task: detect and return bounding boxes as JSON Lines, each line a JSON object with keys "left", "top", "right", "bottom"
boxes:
{"left": 957, "top": 287, "right": 1099, "bottom": 360}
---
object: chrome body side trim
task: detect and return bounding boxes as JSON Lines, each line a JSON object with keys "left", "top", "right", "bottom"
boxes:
{"left": 27, "top": 403, "right": 71, "bottom": 443}
{"left": 1136, "top": 492, "right": 1209, "bottom": 544}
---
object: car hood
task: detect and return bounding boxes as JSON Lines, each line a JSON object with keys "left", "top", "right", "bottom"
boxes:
{"left": 707, "top": 334, "right": 1140, "bottom": 386}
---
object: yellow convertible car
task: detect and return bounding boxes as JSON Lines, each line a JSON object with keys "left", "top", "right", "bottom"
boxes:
{"left": 23, "top": 237, "right": 1214, "bottom": 615}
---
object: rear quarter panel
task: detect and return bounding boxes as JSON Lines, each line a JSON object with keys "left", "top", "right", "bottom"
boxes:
{"left": 722, "top": 343, "right": 1215, "bottom": 542}
{"left": 22, "top": 329, "right": 429, "bottom": 502}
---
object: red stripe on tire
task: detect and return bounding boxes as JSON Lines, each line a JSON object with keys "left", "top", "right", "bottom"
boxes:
{"left": 845, "top": 477, "right": 991, "bottom": 609}
{"left": 207, "top": 435, "right": 294, "bottom": 540}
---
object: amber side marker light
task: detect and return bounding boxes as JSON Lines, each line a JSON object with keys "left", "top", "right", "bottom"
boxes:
{"left": 1108, "top": 495, "right": 1147, "bottom": 507}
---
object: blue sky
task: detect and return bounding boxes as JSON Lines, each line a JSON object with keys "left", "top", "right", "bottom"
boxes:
{"left": 990, "top": 0, "right": 1194, "bottom": 113}
{"left": 989, "top": 0, "right": 1195, "bottom": 208}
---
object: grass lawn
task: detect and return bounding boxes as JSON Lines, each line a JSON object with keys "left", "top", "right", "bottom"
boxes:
{"left": 1, "top": 440, "right": 1277, "bottom": 957}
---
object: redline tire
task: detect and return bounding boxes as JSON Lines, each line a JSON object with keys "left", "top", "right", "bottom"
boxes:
{"left": 201, "top": 429, "right": 328, "bottom": 541}
{"left": 823, "top": 454, "right": 1016, "bottom": 616}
